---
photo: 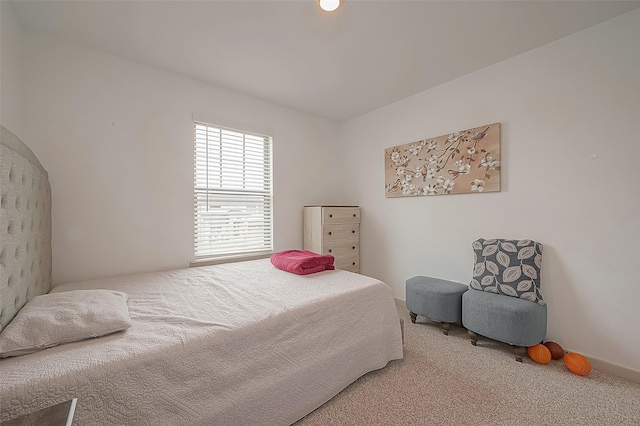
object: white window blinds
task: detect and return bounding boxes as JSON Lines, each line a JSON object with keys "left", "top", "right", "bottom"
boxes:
{"left": 194, "top": 122, "right": 273, "bottom": 259}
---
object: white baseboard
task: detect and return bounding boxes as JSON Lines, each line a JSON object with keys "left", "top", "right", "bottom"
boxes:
{"left": 584, "top": 355, "right": 640, "bottom": 384}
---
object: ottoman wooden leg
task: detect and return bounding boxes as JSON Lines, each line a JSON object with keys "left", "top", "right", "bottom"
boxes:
{"left": 441, "top": 322, "right": 452, "bottom": 335}
{"left": 468, "top": 330, "right": 479, "bottom": 346}
{"left": 409, "top": 312, "right": 417, "bottom": 324}
{"left": 513, "top": 346, "right": 526, "bottom": 362}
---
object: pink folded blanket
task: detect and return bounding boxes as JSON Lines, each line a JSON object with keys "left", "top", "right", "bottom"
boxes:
{"left": 270, "top": 250, "right": 335, "bottom": 275}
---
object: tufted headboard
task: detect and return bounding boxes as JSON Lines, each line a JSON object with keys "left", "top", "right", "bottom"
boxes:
{"left": 0, "top": 125, "right": 52, "bottom": 331}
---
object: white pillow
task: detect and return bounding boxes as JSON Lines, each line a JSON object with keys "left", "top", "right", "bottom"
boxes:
{"left": 0, "top": 289, "right": 132, "bottom": 358}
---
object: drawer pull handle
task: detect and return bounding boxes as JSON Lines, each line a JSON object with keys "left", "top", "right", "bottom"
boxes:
{"left": 328, "top": 249, "right": 332, "bottom": 253}
{"left": 328, "top": 232, "right": 332, "bottom": 236}
{"left": 352, "top": 246, "right": 355, "bottom": 250}
{"left": 329, "top": 214, "right": 333, "bottom": 218}
{"left": 352, "top": 230, "right": 355, "bottom": 233}
{"left": 352, "top": 262, "right": 356, "bottom": 266}
{"left": 353, "top": 214, "right": 356, "bottom": 217}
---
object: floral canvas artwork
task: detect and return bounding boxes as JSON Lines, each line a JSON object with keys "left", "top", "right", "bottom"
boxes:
{"left": 385, "top": 123, "right": 501, "bottom": 197}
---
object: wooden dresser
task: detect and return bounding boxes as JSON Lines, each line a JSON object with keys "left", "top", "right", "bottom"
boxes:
{"left": 303, "top": 205, "right": 360, "bottom": 273}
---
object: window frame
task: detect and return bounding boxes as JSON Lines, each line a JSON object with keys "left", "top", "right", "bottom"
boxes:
{"left": 192, "top": 121, "right": 273, "bottom": 265}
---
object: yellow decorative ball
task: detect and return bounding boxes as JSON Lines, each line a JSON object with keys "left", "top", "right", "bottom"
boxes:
{"left": 564, "top": 352, "right": 591, "bottom": 376}
{"left": 527, "top": 344, "right": 551, "bottom": 365}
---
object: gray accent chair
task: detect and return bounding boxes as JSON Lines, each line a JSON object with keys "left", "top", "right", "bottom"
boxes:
{"left": 461, "top": 238, "right": 547, "bottom": 362}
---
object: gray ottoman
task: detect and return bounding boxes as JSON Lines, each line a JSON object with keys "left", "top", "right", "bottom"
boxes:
{"left": 462, "top": 290, "right": 547, "bottom": 361}
{"left": 406, "top": 276, "right": 469, "bottom": 335}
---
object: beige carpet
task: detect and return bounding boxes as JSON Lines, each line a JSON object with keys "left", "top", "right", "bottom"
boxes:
{"left": 294, "top": 299, "right": 640, "bottom": 425}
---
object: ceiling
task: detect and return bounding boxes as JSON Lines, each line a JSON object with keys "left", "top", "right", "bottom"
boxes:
{"left": 9, "top": 0, "right": 640, "bottom": 122}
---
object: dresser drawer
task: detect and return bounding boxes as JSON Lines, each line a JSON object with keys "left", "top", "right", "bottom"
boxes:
{"left": 322, "top": 207, "right": 360, "bottom": 225}
{"left": 335, "top": 254, "right": 359, "bottom": 272}
{"left": 322, "top": 241, "right": 359, "bottom": 257}
{"left": 341, "top": 264, "right": 360, "bottom": 273}
{"left": 322, "top": 224, "right": 359, "bottom": 242}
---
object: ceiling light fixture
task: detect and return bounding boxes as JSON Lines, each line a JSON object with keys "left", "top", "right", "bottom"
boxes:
{"left": 319, "top": 0, "right": 342, "bottom": 12}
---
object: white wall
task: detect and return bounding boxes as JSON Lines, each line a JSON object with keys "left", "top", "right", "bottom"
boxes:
{"left": 339, "top": 9, "right": 640, "bottom": 374}
{"left": 4, "top": 2, "right": 639, "bottom": 376}
{"left": 0, "top": 1, "right": 23, "bottom": 136}
{"left": 14, "top": 32, "right": 343, "bottom": 285}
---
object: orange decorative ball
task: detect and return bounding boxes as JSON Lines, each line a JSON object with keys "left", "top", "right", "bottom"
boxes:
{"left": 527, "top": 344, "right": 551, "bottom": 364}
{"left": 544, "top": 341, "right": 565, "bottom": 360}
{"left": 564, "top": 352, "right": 591, "bottom": 376}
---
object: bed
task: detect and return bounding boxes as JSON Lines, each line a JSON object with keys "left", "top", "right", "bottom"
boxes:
{"left": 0, "top": 125, "right": 403, "bottom": 425}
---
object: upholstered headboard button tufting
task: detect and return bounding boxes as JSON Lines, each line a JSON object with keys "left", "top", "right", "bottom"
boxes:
{"left": 0, "top": 125, "right": 52, "bottom": 332}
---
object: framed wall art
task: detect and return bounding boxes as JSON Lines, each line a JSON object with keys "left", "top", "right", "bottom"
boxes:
{"left": 384, "top": 122, "right": 501, "bottom": 197}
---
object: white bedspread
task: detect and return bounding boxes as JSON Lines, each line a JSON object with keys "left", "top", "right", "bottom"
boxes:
{"left": 0, "top": 259, "right": 403, "bottom": 425}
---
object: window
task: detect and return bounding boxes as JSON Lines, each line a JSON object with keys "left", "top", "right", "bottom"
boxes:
{"left": 194, "top": 122, "right": 273, "bottom": 260}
